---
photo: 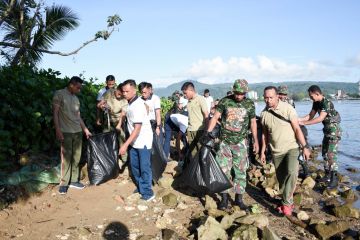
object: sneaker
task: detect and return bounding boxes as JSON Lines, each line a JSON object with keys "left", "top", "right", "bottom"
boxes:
{"left": 69, "top": 182, "right": 85, "bottom": 189}
{"left": 277, "top": 205, "right": 294, "bottom": 216}
{"left": 141, "top": 194, "right": 155, "bottom": 202}
{"left": 58, "top": 186, "right": 68, "bottom": 195}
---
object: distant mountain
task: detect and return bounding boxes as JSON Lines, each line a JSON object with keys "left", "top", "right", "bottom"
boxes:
{"left": 155, "top": 80, "right": 360, "bottom": 99}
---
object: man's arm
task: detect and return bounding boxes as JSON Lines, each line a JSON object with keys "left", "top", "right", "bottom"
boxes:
{"left": 78, "top": 112, "right": 92, "bottom": 139}
{"left": 155, "top": 108, "right": 161, "bottom": 135}
{"left": 290, "top": 118, "right": 311, "bottom": 160}
{"left": 299, "top": 109, "right": 317, "bottom": 122}
{"left": 206, "top": 111, "right": 221, "bottom": 133}
{"left": 301, "top": 111, "right": 327, "bottom": 126}
{"left": 119, "top": 123, "right": 141, "bottom": 155}
{"left": 260, "top": 125, "right": 268, "bottom": 165}
{"left": 53, "top": 103, "right": 64, "bottom": 142}
{"left": 250, "top": 117, "right": 259, "bottom": 154}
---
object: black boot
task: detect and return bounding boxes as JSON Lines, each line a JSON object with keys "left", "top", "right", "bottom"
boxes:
{"left": 299, "top": 161, "right": 310, "bottom": 178}
{"left": 319, "top": 170, "right": 330, "bottom": 183}
{"left": 218, "top": 193, "right": 229, "bottom": 210}
{"left": 327, "top": 171, "right": 339, "bottom": 189}
{"left": 235, "top": 194, "right": 248, "bottom": 210}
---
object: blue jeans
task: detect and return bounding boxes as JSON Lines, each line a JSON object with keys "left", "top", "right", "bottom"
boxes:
{"left": 129, "top": 146, "right": 153, "bottom": 198}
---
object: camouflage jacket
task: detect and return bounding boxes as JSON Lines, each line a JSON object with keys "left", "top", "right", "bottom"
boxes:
{"left": 312, "top": 97, "right": 341, "bottom": 126}
{"left": 216, "top": 96, "right": 255, "bottom": 144}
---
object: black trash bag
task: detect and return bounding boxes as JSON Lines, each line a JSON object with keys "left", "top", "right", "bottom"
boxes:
{"left": 151, "top": 132, "right": 167, "bottom": 182}
{"left": 181, "top": 145, "right": 232, "bottom": 194}
{"left": 86, "top": 131, "right": 119, "bottom": 185}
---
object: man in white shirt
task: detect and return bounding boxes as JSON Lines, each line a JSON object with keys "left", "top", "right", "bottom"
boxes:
{"left": 203, "top": 89, "right": 214, "bottom": 114}
{"left": 119, "top": 80, "right": 154, "bottom": 201}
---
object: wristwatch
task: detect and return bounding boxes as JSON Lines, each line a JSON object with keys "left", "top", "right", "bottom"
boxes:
{"left": 302, "top": 143, "right": 311, "bottom": 150}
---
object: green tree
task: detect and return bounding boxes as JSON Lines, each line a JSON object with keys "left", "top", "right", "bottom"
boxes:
{"left": 0, "top": 0, "right": 121, "bottom": 66}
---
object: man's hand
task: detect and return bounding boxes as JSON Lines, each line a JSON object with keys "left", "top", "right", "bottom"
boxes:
{"left": 119, "top": 145, "right": 128, "bottom": 156}
{"left": 84, "top": 128, "right": 92, "bottom": 139}
{"left": 260, "top": 152, "right": 266, "bottom": 165}
{"left": 155, "top": 127, "right": 160, "bottom": 136}
{"left": 56, "top": 129, "right": 64, "bottom": 142}
{"left": 303, "top": 147, "right": 311, "bottom": 161}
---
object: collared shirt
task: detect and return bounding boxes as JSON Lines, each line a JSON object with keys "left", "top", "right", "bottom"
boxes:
{"left": 187, "top": 94, "right": 208, "bottom": 131}
{"left": 260, "top": 100, "right": 299, "bottom": 156}
{"left": 143, "top": 94, "right": 161, "bottom": 121}
{"left": 126, "top": 96, "right": 153, "bottom": 149}
{"left": 53, "top": 88, "right": 82, "bottom": 133}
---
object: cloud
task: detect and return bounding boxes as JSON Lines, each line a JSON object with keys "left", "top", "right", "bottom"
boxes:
{"left": 345, "top": 54, "right": 360, "bottom": 67}
{"left": 185, "top": 55, "right": 355, "bottom": 84}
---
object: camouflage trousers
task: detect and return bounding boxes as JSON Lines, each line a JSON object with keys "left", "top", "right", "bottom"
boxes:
{"left": 216, "top": 139, "right": 248, "bottom": 194}
{"left": 322, "top": 123, "right": 342, "bottom": 171}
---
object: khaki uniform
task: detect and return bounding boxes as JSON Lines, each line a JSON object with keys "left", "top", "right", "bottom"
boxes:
{"left": 53, "top": 88, "right": 83, "bottom": 186}
{"left": 186, "top": 94, "right": 208, "bottom": 158}
{"left": 261, "top": 101, "right": 300, "bottom": 205}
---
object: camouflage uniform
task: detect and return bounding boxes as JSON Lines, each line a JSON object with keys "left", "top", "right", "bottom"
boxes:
{"left": 312, "top": 97, "right": 341, "bottom": 171}
{"left": 215, "top": 79, "right": 256, "bottom": 194}
{"left": 278, "top": 85, "right": 295, "bottom": 108}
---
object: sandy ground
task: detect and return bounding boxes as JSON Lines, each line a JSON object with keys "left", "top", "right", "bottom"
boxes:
{"left": 1, "top": 162, "right": 360, "bottom": 240}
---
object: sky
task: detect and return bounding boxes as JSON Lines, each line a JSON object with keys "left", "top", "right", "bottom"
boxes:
{"left": 39, "top": 0, "right": 360, "bottom": 87}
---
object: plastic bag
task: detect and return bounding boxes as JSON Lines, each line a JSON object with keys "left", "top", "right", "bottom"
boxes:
{"left": 181, "top": 145, "right": 232, "bottom": 194}
{"left": 151, "top": 132, "right": 167, "bottom": 182}
{"left": 86, "top": 131, "right": 119, "bottom": 185}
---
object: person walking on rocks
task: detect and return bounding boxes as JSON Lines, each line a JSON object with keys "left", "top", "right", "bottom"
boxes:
{"left": 299, "top": 85, "right": 341, "bottom": 189}
{"left": 181, "top": 82, "right": 209, "bottom": 160}
{"left": 260, "top": 86, "right": 310, "bottom": 216}
{"left": 206, "top": 79, "right": 259, "bottom": 210}
{"left": 119, "top": 79, "right": 155, "bottom": 201}
{"left": 53, "top": 76, "right": 92, "bottom": 194}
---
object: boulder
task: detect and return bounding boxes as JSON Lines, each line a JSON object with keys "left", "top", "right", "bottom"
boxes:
{"left": 197, "top": 216, "right": 227, "bottom": 240}
{"left": 297, "top": 211, "right": 310, "bottom": 221}
{"left": 301, "top": 176, "right": 316, "bottom": 189}
{"left": 158, "top": 177, "right": 174, "bottom": 189}
{"left": 162, "top": 193, "right": 178, "bottom": 208}
{"left": 293, "top": 193, "right": 302, "bottom": 206}
{"left": 235, "top": 214, "right": 269, "bottom": 229}
{"left": 232, "top": 225, "right": 259, "bottom": 240}
{"left": 204, "top": 195, "right": 217, "bottom": 210}
{"left": 315, "top": 221, "right": 351, "bottom": 240}
{"left": 332, "top": 205, "right": 360, "bottom": 219}
{"left": 207, "top": 208, "right": 228, "bottom": 218}
{"left": 309, "top": 218, "right": 326, "bottom": 226}
{"left": 262, "top": 226, "right": 281, "bottom": 240}
{"left": 162, "top": 229, "right": 179, "bottom": 240}
{"left": 341, "top": 189, "right": 356, "bottom": 201}
{"left": 220, "top": 210, "right": 246, "bottom": 230}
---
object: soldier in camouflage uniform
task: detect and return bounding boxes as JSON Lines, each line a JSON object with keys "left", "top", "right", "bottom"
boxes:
{"left": 278, "top": 85, "right": 295, "bottom": 108}
{"left": 206, "top": 79, "right": 259, "bottom": 210}
{"left": 299, "top": 85, "right": 341, "bottom": 189}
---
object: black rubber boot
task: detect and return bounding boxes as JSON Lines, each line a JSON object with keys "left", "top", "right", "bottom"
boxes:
{"left": 299, "top": 161, "right": 310, "bottom": 178}
{"left": 319, "top": 170, "right": 330, "bottom": 183}
{"left": 327, "top": 171, "right": 339, "bottom": 189}
{"left": 235, "top": 194, "right": 248, "bottom": 210}
{"left": 218, "top": 193, "right": 229, "bottom": 210}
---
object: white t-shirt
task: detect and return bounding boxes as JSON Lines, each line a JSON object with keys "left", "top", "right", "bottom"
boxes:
{"left": 144, "top": 94, "right": 161, "bottom": 121}
{"left": 179, "top": 96, "right": 188, "bottom": 111}
{"left": 126, "top": 96, "right": 153, "bottom": 149}
{"left": 97, "top": 87, "right": 108, "bottom": 101}
{"left": 204, "top": 95, "right": 214, "bottom": 113}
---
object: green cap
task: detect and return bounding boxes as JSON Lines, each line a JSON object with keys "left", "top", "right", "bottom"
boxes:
{"left": 233, "top": 79, "right": 249, "bottom": 93}
{"left": 278, "top": 85, "right": 289, "bottom": 95}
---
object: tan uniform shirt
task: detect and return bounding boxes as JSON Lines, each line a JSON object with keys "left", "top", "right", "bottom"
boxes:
{"left": 261, "top": 101, "right": 299, "bottom": 156}
{"left": 53, "top": 88, "right": 82, "bottom": 133}
{"left": 187, "top": 94, "right": 208, "bottom": 131}
{"left": 103, "top": 89, "right": 128, "bottom": 124}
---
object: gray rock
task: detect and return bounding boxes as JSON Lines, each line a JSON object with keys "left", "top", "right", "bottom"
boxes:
{"left": 262, "top": 226, "right": 281, "bottom": 240}
{"left": 315, "top": 221, "right": 351, "bottom": 240}
{"left": 162, "top": 193, "right": 178, "bottom": 208}
{"left": 197, "top": 216, "right": 227, "bottom": 240}
{"left": 332, "top": 205, "right": 360, "bottom": 219}
{"left": 297, "top": 211, "right": 310, "bottom": 221}
{"left": 162, "top": 229, "right": 179, "bottom": 240}
{"left": 158, "top": 177, "right": 174, "bottom": 189}
{"left": 293, "top": 193, "right": 302, "bottom": 206}
{"left": 235, "top": 214, "right": 269, "bottom": 229}
{"left": 232, "top": 224, "right": 259, "bottom": 240}
{"left": 309, "top": 218, "right": 326, "bottom": 226}
{"left": 207, "top": 208, "right": 228, "bottom": 218}
{"left": 341, "top": 189, "right": 356, "bottom": 201}
{"left": 301, "top": 176, "right": 316, "bottom": 189}
{"left": 78, "top": 227, "right": 92, "bottom": 238}
{"left": 204, "top": 195, "right": 217, "bottom": 210}
{"left": 220, "top": 210, "right": 246, "bottom": 230}
{"left": 136, "top": 235, "right": 155, "bottom": 240}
